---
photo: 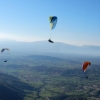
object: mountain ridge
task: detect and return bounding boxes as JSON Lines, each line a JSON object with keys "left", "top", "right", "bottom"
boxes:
{"left": 0, "top": 40, "right": 100, "bottom": 56}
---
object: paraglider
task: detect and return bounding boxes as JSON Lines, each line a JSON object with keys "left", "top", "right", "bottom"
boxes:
{"left": 1, "top": 48, "right": 10, "bottom": 53}
{"left": 48, "top": 39, "right": 54, "bottom": 43}
{"left": 48, "top": 16, "right": 58, "bottom": 43}
{"left": 86, "top": 76, "right": 88, "bottom": 79}
{"left": 1, "top": 48, "right": 10, "bottom": 62}
{"left": 4, "top": 60, "right": 7, "bottom": 62}
{"left": 82, "top": 61, "right": 91, "bottom": 79}
{"left": 82, "top": 61, "right": 91, "bottom": 72}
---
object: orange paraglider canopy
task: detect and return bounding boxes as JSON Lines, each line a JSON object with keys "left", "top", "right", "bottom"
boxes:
{"left": 82, "top": 61, "right": 91, "bottom": 72}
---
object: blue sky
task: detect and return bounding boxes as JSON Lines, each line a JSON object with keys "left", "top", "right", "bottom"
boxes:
{"left": 0, "top": 0, "right": 100, "bottom": 45}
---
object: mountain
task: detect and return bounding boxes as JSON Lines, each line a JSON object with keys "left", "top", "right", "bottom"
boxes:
{"left": 0, "top": 40, "right": 100, "bottom": 56}
{"left": 0, "top": 72, "right": 34, "bottom": 100}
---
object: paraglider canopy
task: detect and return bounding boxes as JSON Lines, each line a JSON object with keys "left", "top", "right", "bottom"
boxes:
{"left": 49, "top": 16, "right": 57, "bottom": 30}
{"left": 1, "top": 48, "right": 10, "bottom": 53}
{"left": 82, "top": 61, "right": 91, "bottom": 72}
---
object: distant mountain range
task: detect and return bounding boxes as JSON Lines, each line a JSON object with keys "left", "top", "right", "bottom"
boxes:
{"left": 0, "top": 40, "right": 100, "bottom": 56}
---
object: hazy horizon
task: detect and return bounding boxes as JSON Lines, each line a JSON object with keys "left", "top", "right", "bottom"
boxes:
{"left": 0, "top": 40, "right": 100, "bottom": 57}
{"left": 1, "top": 39, "right": 100, "bottom": 46}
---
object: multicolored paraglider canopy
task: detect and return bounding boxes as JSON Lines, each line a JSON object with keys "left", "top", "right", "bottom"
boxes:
{"left": 49, "top": 16, "right": 57, "bottom": 30}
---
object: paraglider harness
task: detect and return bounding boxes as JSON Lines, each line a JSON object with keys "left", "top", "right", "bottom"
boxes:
{"left": 48, "top": 39, "right": 54, "bottom": 43}
{"left": 4, "top": 60, "right": 7, "bottom": 62}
